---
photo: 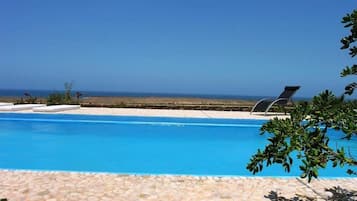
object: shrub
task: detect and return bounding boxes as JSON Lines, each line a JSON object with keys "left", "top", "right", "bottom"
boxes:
{"left": 46, "top": 93, "right": 65, "bottom": 105}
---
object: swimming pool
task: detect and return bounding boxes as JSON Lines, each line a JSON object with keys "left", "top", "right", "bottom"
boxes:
{"left": 0, "top": 113, "right": 355, "bottom": 177}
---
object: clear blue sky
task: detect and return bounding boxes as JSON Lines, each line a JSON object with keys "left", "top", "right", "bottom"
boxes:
{"left": 0, "top": 0, "right": 356, "bottom": 97}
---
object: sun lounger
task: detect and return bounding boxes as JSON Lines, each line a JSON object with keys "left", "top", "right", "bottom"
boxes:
{"left": 0, "top": 102, "right": 13, "bottom": 106}
{"left": 0, "top": 104, "right": 46, "bottom": 111}
{"left": 250, "top": 86, "right": 300, "bottom": 115}
{"left": 33, "top": 105, "right": 80, "bottom": 112}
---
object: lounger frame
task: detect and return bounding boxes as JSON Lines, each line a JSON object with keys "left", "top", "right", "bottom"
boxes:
{"left": 250, "top": 98, "right": 289, "bottom": 115}
{"left": 250, "top": 86, "right": 300, "bottom": 116}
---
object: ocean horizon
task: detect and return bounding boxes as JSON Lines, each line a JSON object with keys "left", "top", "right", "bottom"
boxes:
{"left": 0, "top": 89, "right": 310, "bottom": 101}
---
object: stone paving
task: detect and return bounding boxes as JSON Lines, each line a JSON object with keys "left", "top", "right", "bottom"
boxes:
{"left": 0, "top": 170, "right": 356, "bottom": 201}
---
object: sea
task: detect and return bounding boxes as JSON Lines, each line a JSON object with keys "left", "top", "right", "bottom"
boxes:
{"left": 0, "top": 89, "right": 309, "bottom": 101}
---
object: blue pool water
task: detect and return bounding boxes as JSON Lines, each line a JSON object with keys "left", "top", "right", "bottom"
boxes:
{"left": 0, "top": 113, "right": 355, "bottom": 177}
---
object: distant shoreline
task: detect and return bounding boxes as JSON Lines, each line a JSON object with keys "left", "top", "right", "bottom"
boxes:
{"left": 0, "top": 89, "right": 304, "bottom": 111}
{"left": 0, "top": 95, "right": 301, "bottom": 112}
{"left": 0, "top": 89, "right": 305, "bottom": 111}
{"left": 0, "top": 96, "right": 258, "bottom": 111}
{"left": 0, "top": 89, "right": 310, "bottom": 101}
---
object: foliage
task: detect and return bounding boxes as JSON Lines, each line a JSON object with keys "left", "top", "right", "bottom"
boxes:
{"left": 64, "top": 82, "right": 73, "bottom": 103}
{"left": 247, "top": 10, "right": 357, "bottom": 182}
{"left": 23, "top": 92, "right": 37, "bottom": 104}
{"left": 46, "top": 81, "right": 82, "bottom": 105}
{"left": 247, "top": 91, "right": 357, "bottom": 182}
{"left": 16, "top": 92, "right": 38, "bottom": 104}
{"left": 340, "top": 9, "right": 357, "bottom": 95}
{"left": 75, "top": 91, "right": 83, "bottom": 103}
{"left": 46, "top": 92, "right": 65, "bottom": 105}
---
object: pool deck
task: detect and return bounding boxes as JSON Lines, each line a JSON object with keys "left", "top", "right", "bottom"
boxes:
{"left": 1, "top": 107, "right": 356, "bottom": 201}
{"left": 1, "top": 107, "right": 288, "bottom": 119}
{"left": 1, "top": 170, "right": 356, "bottom": 201}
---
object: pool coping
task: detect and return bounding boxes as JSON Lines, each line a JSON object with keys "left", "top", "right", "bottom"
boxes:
{"left": 0, "top": 107, "right": 289, "bottom": 120}
{"left": 1, "top": 169, "right": 356, "bottom": 180}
